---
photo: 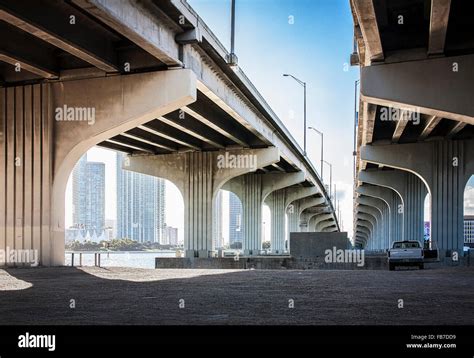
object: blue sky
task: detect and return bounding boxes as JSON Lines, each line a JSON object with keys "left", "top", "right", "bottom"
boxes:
{"left": 189, "top": 0, "right": 359, "bottom": 232}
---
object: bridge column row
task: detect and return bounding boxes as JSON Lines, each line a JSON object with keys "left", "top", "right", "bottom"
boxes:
{"left": 224, "top": 172, "right": 304, "bottom": 255}
{"left": 129, "top": 148, "right": 280, "bottom": 257}
{"left": 0, "top": 70, "right": 197, "bottom": 265}
{"left": 361, "top": 140, "right": 474, "bottom": 255}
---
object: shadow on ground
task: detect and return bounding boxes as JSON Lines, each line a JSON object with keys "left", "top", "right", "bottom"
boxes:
{"left": 0, "top": 266, "right": 473, "bottom": 325}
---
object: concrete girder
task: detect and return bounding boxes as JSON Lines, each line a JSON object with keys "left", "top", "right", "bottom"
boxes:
{"left": 323, "top": 226, "right": 338, "bottom": 233}
{"left": 356, "top": 226, "right": 371, "bottom": 239}
{"left": 0, "top": 0, "right": 120, "bottom": 72}
{"left": 419, "top": 115, "right": 442, "bottom": 141}
{"left": 352, "top": 0, "right": 384, "bottom": 65}
{"left": 285, "top": 186, "right": 320, "bottom": 209}
{"left": 356, "top": 203, "right": 382, "bottom": 224}
{"left": 357, "top": 220, "right": 374, "bottom": 239}
{"left": 305, "top": 207, "right": 332, "bottom": 231}
{"left": 355, "top": 235, "right": 367, "bottom": 246}
{"left": 356, "top": 213, "right": 376, "bottom": 233}
{"left": 361, "top": 54, "right": 474, "bottom": 124}
{"left": 317, "top": 219, "right": 336, "bottom": 232}
{"left": 314, "top": 214, "right": 334, "bottom": 231}
{"left": 428, "top": 0, "right": 452, "bottom": 56}
{"left": 361, "top": 140, "right": 474, "bottom": 252}
{"left": 72, "top": 0, "right": 181, "bottom": 66}
{"left": 297, "top": 196, "right": 327, "bottom": 216}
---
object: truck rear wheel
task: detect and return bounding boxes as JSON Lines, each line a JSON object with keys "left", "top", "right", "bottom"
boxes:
{"left": 419, "top": 263, "right": 424, "bottom": 270}
{"left": 389, "top": 263, "right": 395, "bottom": 271}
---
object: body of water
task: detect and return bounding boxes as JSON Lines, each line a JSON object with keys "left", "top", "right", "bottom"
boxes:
{"left": 64, "top": 251, "right": 177, "bottom": 269}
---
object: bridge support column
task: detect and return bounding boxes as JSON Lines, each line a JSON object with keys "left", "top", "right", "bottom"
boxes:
{"left": 362, "top": 140, "right": 474, "bottom": 254}
{"left": 224, "top": 172, "right": 304, "bottom": 255}
{"left": 287, "top": 201, "right": 300, "bottom": 237}
{"left": 0, "top": 69, "right": 197, "bottom": 266}
{"left": 304, "top": 208, "right": 331, "bottom": 231}
{"left": 129, "top": 148, "right": 280, "bottom": 257}
{"left": 357, "top": 203, "right": 383, "bottom": 249}
{"left": 297, "top": 196, "right": 327, "bottom": 232}
{"left": 356, "top": 184, "right": 403, "bottom": 248}
{"left": 359, "top": 169, "right": 427, "bottom": 243}
{"left": 265, "top": 190, "right": 286, "bottom": 253}
{"left": 284, "top": 187, "right": 320, "bottom": 243}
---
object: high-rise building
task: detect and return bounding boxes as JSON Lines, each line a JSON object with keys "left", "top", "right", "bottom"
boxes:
{"left": 105, "top": 219, "right": 116, "bottom": 240}
{"left": 229, "top": 192, "right": 243, "bottom": 248}
{"left": 213, "top": 191, "right": 224, "bottom": 249}
{"left": 72, "top": 154, "right": 105, "bottom": 236}
{"left": 164, "top": 225, "right": 179, "bottom": 246}
{"left": 464, "top": 216, "right": 474, "bottom": 247}
{"left": 116, "top": 153, "right": 166, "bottom": 243}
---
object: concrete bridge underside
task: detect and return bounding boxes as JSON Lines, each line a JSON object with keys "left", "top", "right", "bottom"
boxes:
{"left": 351, "top": 0, "right": 474, "bottom": 255}
{"left": 0, "top": 0, "right": 339, "bottom": 264}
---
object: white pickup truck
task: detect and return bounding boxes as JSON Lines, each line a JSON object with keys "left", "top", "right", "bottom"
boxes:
{"left": 388, "top": 240, "right": 424, "bottom": 270}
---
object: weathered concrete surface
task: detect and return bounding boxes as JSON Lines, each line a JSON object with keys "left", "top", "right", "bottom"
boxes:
{"left": 361, "top": 54, "right": 474, "bottom": 124}
{"left": 290, "top": 232, "right": 351, "bottom": 259}
{"left": 155, "top": 257, "right": 293, "bottom": 270}
{"left": 155, "top": 255, "right": 392, "bottom": 270}
{"left": 1, "top": 267, "right": 473, "bottom": 325}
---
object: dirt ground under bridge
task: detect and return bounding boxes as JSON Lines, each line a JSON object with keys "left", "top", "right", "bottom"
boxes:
{"left": 0, "top": 266, "right": 473, "bottom": 325}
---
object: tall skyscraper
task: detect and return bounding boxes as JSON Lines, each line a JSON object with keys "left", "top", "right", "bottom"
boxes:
{"left": 72, "top": 154, "right": 105, "bottom": 236}
{"left": 164, "top": 225, "right": 179, "bottom": 246}
{"left": 116, "top": 153, "right": 166, "bottom": 243}
{"left": 229, "top": 192, "right": 243, "bottom": 248}
{"left": 213, "top": 191, "right": 224, "bottom": 249}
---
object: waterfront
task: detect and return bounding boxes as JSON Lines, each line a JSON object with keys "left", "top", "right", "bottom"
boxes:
{"left": 64, "top": 251, "right": 177, "bottom": 269}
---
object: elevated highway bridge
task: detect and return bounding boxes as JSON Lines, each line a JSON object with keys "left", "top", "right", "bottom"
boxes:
{"left": 351, "top": 0, "right": 474, "bottom": 257}
{"left": 0, "top": 0, "right": 339, "bottom": 265}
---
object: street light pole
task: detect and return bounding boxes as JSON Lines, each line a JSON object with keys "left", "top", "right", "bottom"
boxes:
{"left": 303, "top": 82, "right": 307, "bottom": 157}
{"left": 283, "top": 73, "right": 307, "bottom": 156}
{"left": 338, "top": 199, "right": 341, "bottom": 224}
{"left": 230, "top": 0, "right": 236, "bottom": 54}
{"left": 353, "top": 79, "right": 360, "bottom": 180}
{"left": 307, "top": 126, "right": 324, "bottom": 179}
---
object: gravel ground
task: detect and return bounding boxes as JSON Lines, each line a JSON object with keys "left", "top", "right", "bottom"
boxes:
{"left": 0, "top": 266, "right": 473, "bottom": 325}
